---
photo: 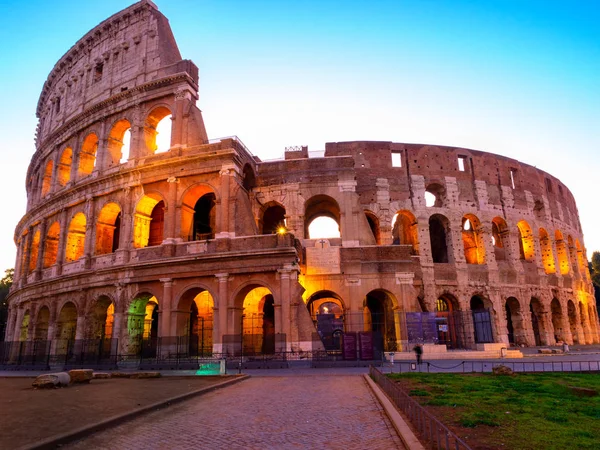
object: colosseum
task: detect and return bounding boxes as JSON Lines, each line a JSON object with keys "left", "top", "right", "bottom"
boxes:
{"left": 3, "top": 1, "right": 599, "bottom": 368}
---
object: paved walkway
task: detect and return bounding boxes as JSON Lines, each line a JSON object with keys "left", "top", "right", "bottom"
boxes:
{"left": 64, "top": 375, "right": 404, "bottom": 450}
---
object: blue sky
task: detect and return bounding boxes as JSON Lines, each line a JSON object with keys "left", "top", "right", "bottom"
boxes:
{"left": 0, "top": 0, "right": 598, "bottom": 271}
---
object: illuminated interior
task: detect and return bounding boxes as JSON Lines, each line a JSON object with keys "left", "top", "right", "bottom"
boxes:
{"left": 429, "top": 214, "right": 450, "bottom": 263}
{"left": 133, "top": 194, "right": 164, "bottom": 248}
{"left": 107, "top": 119, "right": 132, "bottom": 166}
{"left": 28, "top": 229, "right": 40, "bottom": 273}
{"left": 539, "top": 228, "right": 556, "bottom": 274}
{"left": 144, "top": 107, "right": 172, "bottom": 154}
{"left": 461, "top": 214, "right": 485, "bottom": 264}
{"left": 491, "top": 217, "right": 508, "bottom": 261}
{"left": 78, "top": 133, "right": 98, "bottom": 178}
{"left": 242, "top": 287, "right": 275, "bottom": 354}
{"left": 65, "top": 212, "right": 86, "bottom": 262}
{"left": 57, "top": 147, "right": 72, "bottom": 187}
{"left": 516, "top": 220, "right": 535, "bottom": 261}
{"left": 95, "top": 202, "right": 122, "bottom": 255}
{"left": 181, "top": 185, "right": 216, "bottom": 241}
{"left": 260, "top": 202, "right": 286, "bottom": 235}
{"left": 177, "top": 289, "right": 214, "bottom": 355}
{"left": 43, "top": 221, "right": 60, "bottom": 268}
{"left": 304, "top": 195, "right": 341, "bottom": 239}
{"left": 391, "top": 210, "right": 418, "bottom": 253}
{"left": 41, "top": 160, "right": 53, "bottom": 197}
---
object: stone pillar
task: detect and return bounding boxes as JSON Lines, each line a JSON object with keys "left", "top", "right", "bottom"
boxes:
{"left": 5, "top": 305, "right": 17, "bottom": 342}
{"left": 12, "top": 306, "right": 25, "bottom": 344}
{"left": 164, "top": 177, "right": 179, "bottom": 243}
{"left": 56, "top": 208, "right": 69, "bottom": 275}
{"left": 128, "top": 105, "right": 145, "bottom": 160}
{"left": 34, "top": 219, "right": 47, "bottom": 280}
{"left": 13, "top": 239, "right": 24, "bottom": 284}
{"left": 339, "top": 178, "right": 359, "bottom": 247}
{"left": 22, "top": 227, "right": 33, "bottom": 282}
{"left": 395, "top": 272, "right": 416, "bottom": 351}
{"left": 562, "top": 303, "right": 574, "bottom": 345}
{"left": 171, "top": 89, "right": 191, "bottom": 149}
{"left": 215, "top": 273, "right": 229, "bottom": 354}
{"left": 216, "top": 166, "right": 234, "bottom": 239}
{"left": 116, "top": 188, "right": 132, "bottom": 263}
{"left": 83, "top": 197, "right": 95, "bottom": 268}
{"left": 159, "top": 278, "right": 173, "bottom": 338}
{"left": 536, "top": 310, "right": 553, "bottom": 346}
{"left": 278, "top": 267, "right": 293, "bottom": 351}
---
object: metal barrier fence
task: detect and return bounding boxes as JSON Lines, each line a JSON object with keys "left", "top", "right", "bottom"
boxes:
{"left": 369, "top": 365, "right": 472, "bottom": 450}
{"left": 387, "top": 359, "right": 600, "bottom": 374}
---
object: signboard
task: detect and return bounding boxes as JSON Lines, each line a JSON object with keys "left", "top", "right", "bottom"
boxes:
{"left": 306, "top": 241, "right": 341, "bottom": 275}
{"left": 342, "top": 332, "right": 357, "bottom": 360}
{"left": 358, "top": 332, "right": 374, "bottom": 360}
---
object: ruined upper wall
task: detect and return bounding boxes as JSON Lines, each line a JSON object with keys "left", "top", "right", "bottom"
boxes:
{"left": 35, "top": 1, "right": 187, "bottom": 147}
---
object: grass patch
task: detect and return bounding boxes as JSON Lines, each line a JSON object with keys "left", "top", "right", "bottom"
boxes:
{"left": 388, "top": 372, "right": 600, "bottom": 450}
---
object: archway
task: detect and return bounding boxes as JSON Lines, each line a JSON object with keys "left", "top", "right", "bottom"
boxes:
{"left": 462, "top": 215, "right": 485, "bottom": 264}
{"left": 88, "top": 296, "right": 114, "bottom": 340}
{"left": 260, "top": 202, "right": 286, "bottom": 235}
{"left": 126, "top": 295, "right": 159, "bottom": 357}
{"left": 177, "top": 288, "right": 214, "bottom": 356}
{"left": 65, "top": 213, "right": 86, "bottom": 262}
{"left": 505, "top": 297, "right": 525, "bottom": 346}
{"left": 567, "top": 236, "right": 578, "bottom": 275}
{"left": 95, "top": 203, "right": 121, "bottom": 255}
{"left": 365, "top": 211, "right": 381, "bottom": 245}
{"left": 529, "top": 298, "right": 547, "bottom": 346}
{"left": 19, "top": 310, "right": 31, "bottom": 342}
{"left": 550, "top": 298, "right": 565, "bottom": 343}
{"left": 491, "top": 217, "right": 508, "bottom": 261}
{"left": 144, "top": 107, "right": 172, "bottom": 154}
{"left": 181, "top": 185, "right": 217, "bottom": 241}
{"left": 304, "top": 195, "right": 341, "bottom": 239}
{"left": 470, "top": 296, "right": 493, "bottom": 343}
{"left": 539, "top": 229, "right": 556, "bottom": 274}
{"left": 41, "top": 160, "right": 53, "bottom": 197}
{"left": 55, "top": 302, "right": 78, "bottom": 357}
{"left": 392, "top": 210, "right": 418, "bottom": 254}
{"left": 579, "top": 301, "right": 591, "bottom": 344}
{"left": 567, "top": 300, "right": 578, "bottom": 344}
{"left": 133, "top": 194, "right": 165, "bottom": 248}
{"left": 307, "top": 290, "right": 345, "bottom": 351}
{"left": 436, "top": 295, "right": 462, "bottom": 348}
{"left": 241, "top": 287, "right": 276, "bottom": 355}
{"left": 429, "top": 214, "right": 450, "bottom": 263}
{"left": 34, "top": 306, "right": 50, "bottom": 341}
{"left": 28, "top": 230, "right": 40, "bottom": 273}
{"left": 43, "top": 222, "right": 60, "bottom": 268}
{"left": 78, "top": 133, "right": 98, "bottom": 178}
{"left": 517, "top": 220, "right": 535, "bottom": 261}
{"left": 107, "top": 119, "right": 132, "bottom": 166}
{"left": 57, "top": 147, "right": 73, "bottom": 187}
{"left": 364, "top": 290, "right": 397, "bottom": 351}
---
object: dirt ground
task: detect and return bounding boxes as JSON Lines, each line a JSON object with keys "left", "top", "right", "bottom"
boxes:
{"left": 0, "top": 375, "right": 237, "bottom": 449}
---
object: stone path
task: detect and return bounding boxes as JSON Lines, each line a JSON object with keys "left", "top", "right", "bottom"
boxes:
{"left": 65, "top": 375, "right": 404, "bottom": 449}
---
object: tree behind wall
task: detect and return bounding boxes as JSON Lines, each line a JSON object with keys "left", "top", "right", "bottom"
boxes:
{"left": 0, "top": 268, "right": 14, "bottom": 341}
{"left": 590, "top": 252, "right": 600, "bottom": 311}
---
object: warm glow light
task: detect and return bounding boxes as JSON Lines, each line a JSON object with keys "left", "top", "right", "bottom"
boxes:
{"left": 277, "top": 226, "right": 287, "bottom": 235}
{"left": 463, "top": 219, "right": 471, "bottom": 231}
{"left": 308, "top": 216, "right": 340, "bottom": 239}
{"left": 424, "top": 192, "right": 436, "bottom": 207}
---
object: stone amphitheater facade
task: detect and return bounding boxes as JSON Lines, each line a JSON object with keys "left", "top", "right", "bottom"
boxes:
{"left": 5, "top": 1, "right": 599, "bottom": 361}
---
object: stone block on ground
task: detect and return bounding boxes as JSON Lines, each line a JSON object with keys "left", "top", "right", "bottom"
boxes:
{"left": 538, "top": 348, "right": 552, "bottom": 354}
{"left": 32, "top": 372, "right": 71, "bottom": 389}
{"left": 492, "top": 365, "right": 514, "bottom": 376}
{"left": 69, "top": 369, "right": 94, "bottom": 383}
{"left": 111, "top": 372, "right": 133, "bottom": 378}
{"left": 93, "top": 372, "right": 111, "bottom": 379}
{"left": 129, "top": 372, "right": 161, "bottom": 379}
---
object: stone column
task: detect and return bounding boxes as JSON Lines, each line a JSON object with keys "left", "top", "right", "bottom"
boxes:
{"left": 561, "top": 302, "right": 574, "bottom": 345}
{"left": 215, "top": 273, "right": 229, "bottom": 354}
{"left": 22, "top": 227, "right": 33, "bottom": 282}
{"left": 171, "top": 89, "right": 191, "bottom": 149}
{"left": 83, "top": 197, "right": 95, "bottom": 268}
{"left": 216, "top": 166, "right": 235, "bottom": 239}
{"left": 278, "top": 267, "right": 293, "bottom": 351}
{"left": 5, "top": 305, "right": 17, "bottom": 342}
{"left": 115, "top": 188, "right": 132, "bottom": 263}
{"left": 56, "top": 208, "right": 69, "bottom": 275}
{"left": 163, "top": 177, "right": 179, "bottom": 243}
{"left": 339, "top": 178, "right": 359, "bottom": 247}
{"left": 395, "top": 272, "right": 416, "bottom": 351}
{"left": 128, "top": 105, "right": 145, "bottom": 160}
{"left": 34, "top": 219, "right": 48, "bottom": 280}
{"left": 159, "top": 278, "right": 173, "bottom": 338}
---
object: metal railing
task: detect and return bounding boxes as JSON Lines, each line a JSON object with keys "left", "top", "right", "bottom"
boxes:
{"left": 370, "top": 365, "right": 472, "bottom": 450}
{"left": 387, "top": 359, "right": 600, "bottom": 374}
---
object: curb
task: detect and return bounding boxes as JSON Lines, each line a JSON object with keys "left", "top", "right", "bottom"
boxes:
{"left": 364, "top": 374, "right": 425, "bottom": 450}
{"left": 22, "top": 374, "right": 250, "bottom": 450}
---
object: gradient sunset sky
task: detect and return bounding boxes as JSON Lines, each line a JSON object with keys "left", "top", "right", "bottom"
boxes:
{"left": 0, "top": 0, "right": 598, "bottom": 271}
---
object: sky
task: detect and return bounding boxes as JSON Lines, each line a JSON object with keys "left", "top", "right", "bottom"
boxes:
{"left": 0, "top": 0, "right": 598, "bottom": 272}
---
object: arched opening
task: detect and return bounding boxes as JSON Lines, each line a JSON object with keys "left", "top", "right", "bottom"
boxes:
{"left": 133, "top": 194, "right": 165, "bottom": 248}
{"left": 588, "top": 304, "right": 598, "bottom": 343}
{"left": 177, "top": 288, "right": 214, "bottom": 357}
{"left": 471, "top": 296, "right": 493, "bottom": 343}
{"left": 529, "top": 298, "right": 545, "bottom": 346}
{"left": 567, "top": 300, "right": 578, "bottom": 344}
{"left": 576, "top": 240, "right": 587, "bottom": 277}
{"left": 19, "top": 310, "right": 30, "bottom": 341}
{"left": 78, "top": 133, "right": 98, "bottom": 178}
{"left": 127, "top": 295, "right": 159, "bottom": 357}
{"left": 95, "top": 202, "right": 122, "bottom": 255}
{"left": 579, "top": 301, "right": 590, "bottom": 344}
{"left": 65, "top": 213, "right": 86, "bottom": 262}
{"left": 241, "top": 287, "right": 276, "bottom": 355}
{"left": 505, "top": 297, "right": 525, "bottom": 346}
{"left": 57, "top": 147, "right": 72, "bottom": 187}
{"left": 365, "top": 211, "right": 381, "bottom": 245}
{"left": 242, "top": 164, "right": 256, "bottom": 192}
{"left": 56, "top": 302, "right": 78, "bottom": 357}
{"left": 491, "top": 217, "right": 508, "bottom": 261}
{"left": 429, "top": 214, "right": 450, "bottom": 263}
{"left": 392, "top": 210, "right": 418, "bottom": 254}
{"left": 43, "top": 222, "right": 60, "bottom": 268}
{"left": 567, "top": 236, "right": 578, "bottom": 275}
{"left": 551, "top": 298, "right": 565, "bottom": 343}
{"left": 364, "top": 290, "right": 397, "bottom": 351}
{"left": 107, "top": 119, "right": 132, "bottom": 166}
{"left": 462, "top": 214, "right": 486, "bottom": 264}
{"left": 28, "top": 230, "right": 40, "bottom": 273}
{"left": 144, "top": 107, "right": 172, "bottom": 154}
{"left": 554, "top": 231, "right": 570, "bottom": 275}
{"left": 260, "top": 203, "right": 286, "bottom": 235}
{"left": 88, "top": 296, "right": 114, "bottom": 340}
{"left": 192, "top": 193, "right": 216, "bottom": 240}
{"left": 539, "top": 228, "right": 556, "bottom": 274}
{"left": 34, "top": 307, "right": 50, "bottom": 341}
{"left": 425, "top": 183, "right": 445, "bottom": 207}
{"left": 307, "top": 290, "right": 345, "bottom": 351}
{"left": 436, "top": 295, "right": 462, "bottom": 348}
{"left": 304, "top": 195, "right": 341, "bottom": 239}
{"left": 517, "top": 220, "right": 535, "bottom": 261}
{"left": 41, "top": 160, "right": 53, "bottom": 197}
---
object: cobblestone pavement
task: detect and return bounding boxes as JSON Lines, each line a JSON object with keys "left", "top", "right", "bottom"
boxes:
{"left": 65, "top": 375, "right": 404, "bottom": 449}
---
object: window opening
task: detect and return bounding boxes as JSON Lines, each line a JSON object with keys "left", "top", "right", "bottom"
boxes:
{"left": 94, "top": 63, "right": 103, "bottom": 83}
{"left": 458, "top": 156, "right": 467, "bottom": 172}
{"left": 510, "top": 168, "right": 517, "bottom": 189}
{"left": 391, "top": 151, "right": 402, "bottom": 168}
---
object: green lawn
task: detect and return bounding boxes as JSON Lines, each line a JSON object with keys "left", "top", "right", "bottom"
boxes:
{"left": 387, "top": 372, "right": 600, "bottom": 450}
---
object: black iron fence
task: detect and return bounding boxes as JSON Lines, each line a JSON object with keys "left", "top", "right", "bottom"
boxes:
{"left": 370, "top": 365, "right": 472, "bottom": 450}
{"left": 387, "top": 359, "right": 600, "bottom": 374}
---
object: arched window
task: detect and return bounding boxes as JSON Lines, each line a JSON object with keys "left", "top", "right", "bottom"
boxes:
{"left": 192, "top": 193, "right": 216, "bottom": 240}
{"left": 425, "top": 183, "right": 445, "bottom": 207}
{"left": 554, "top": 230, "right": 569, "bottom": 275}
{"left": 107, "top": 119, "right": 132, "bottom": 166}
{"left": 304, "top": 195, "right": 341, "bottom": 239}
{"left": 145, "top": 107, "right": 172, "bottom": 154}
{"left": 261, "top": 203, "right": 286, "bottom": 235}
{"left": 148, "top": 201, "right": 165, "bottom": 246}
{"left": 57, "top": 147, "right": 73, "bottom": 187}
{"left": 392, "top": 210, "right": 418, "bottom": 254}
{"left": 65, "top": 212, "right": 86, "bottom": 262}
{"left": 43, "top": 222, "right": 60, "bottom": 268}
{"left": 539, "top": 228, "right": 556, "bottom": 274}
{"left": 96, "top": 202, "right": 122, "bottom": 255}
{"left": 365, "top": 211, "right": 381, "bottom": 245}
{"left": 517, "top": 220, "right": 535, "bottom": 261}
{"left": 28, "top": 230, "right": 40, "bottom": 273}
{"left": 78, "top": 133, "right": 98, "bottom": 178}
{"left": 133, "top": 194, "right": 165, "bottom": 248}
{"left": 491, "top": 217, "right": 508, "bottom": 261}
{"left": 429, "top": 214, "right": 450, "bottom": 263}
{"left": 41, "top": 160, "right": 53, "bottom": 196}
{"left": 462, "top": 214, "right": 485, "bottom": 264}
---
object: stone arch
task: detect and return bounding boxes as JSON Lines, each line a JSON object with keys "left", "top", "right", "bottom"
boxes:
{"left": 550, "top": 298, "right": 565, "bottom": 343}
{"left": 307, "top": 290, "right": 346, "bottom": 351}
{"left": 34, "top": 306, "right": 50, "bottom": 341}
{"left": 505, "top": 297, "right": 526, "bottom": 346}
{"left": 491, "top": 217, "right": 508, "bottom": 261}
{"left": 392, "top": 210, "right": 418, "bottom": 254}
{"left": 554, "top": 230, "right": 570, "bottom": 275}
{"left": 529, "top": 297, "right": 549, "bottom": 346}
{"left": 87, "top": 295, "right": 115, "bottom": 340}
{"left": 57, "top": 147, "right": 73, "bottom": 187}
{"left": 41, "top": 160, "right": 53, "bottom": 197}
{"left": 462, "top": 214, "right": 485, "bottom": 264}
{"left": 19, "top": 309, "right": 31, "bottom": 341}
{"left": 144, "top": 105, "right": 172, "bottom": 154}
{"left": 65, "top": 212, "right": 86, "bottom": 262}
{"left": 304, "top": 195, "right": 341, "bottom": 239}
{"left": 55, "top": 301, "right": 78, "bottom": 356}
{"left": 539, "top": 228, "right": 556, "bottom": 274}
{"left": 364, "top": 289, "right": 398, "bottom": 351}
{"left": 107, "top": 119, "right": 132, "bottom": 166}
{"left": 126, "top": 293, "right": 159, "bottom": 356}
{"left": 242, "top": 163, "right": 256, "bottom": 192}
{"left": 567, "top": 300, "right": 579, "bottom": 344}
{"left": 429, "top": 214, "right": 451, "bottom": 263}
{"left": 436, "top": 294, "right": 462, "bottom": 348}
{"left": 425, "top": 182, "right": 445, "bottom": 207}
{"left": 28, "top": 229, "right": 40, "bottom": 273}
{"left": 96, "top": 202, "right": 122, "bottom": 255}
{"left": 133, "top": 193, "right": 166, "bottom": 248}
{"left": 78, "top": 132, "right": 98, "bottom": 178}
{"left": 588, "top": 304, "right": 599, "bottom": 344}
{"left": 43, "top": 221, "right": 60, "bottom": 268}
{"left": 176, "top": 287, "right": 215, "bottom": 356}
{"left": 470, "top": 295, "right": 494, "bottom": 343}
{"left": 260, "top": 201, "right": 286, "bottom": 235}
{"left": 567, "top": 235, "right": 578, "bottom": 275}
{"left": 365, "top": 211, "right": 381, "bottom": 245}
{"left": 233, "top": 283, "right": 277, "bottom": 355}
{"left": 516, "top": 220, "right": 535, "bottom": 261}
{"left": 181, "top": 183, "right": 217, "bottom": 241}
